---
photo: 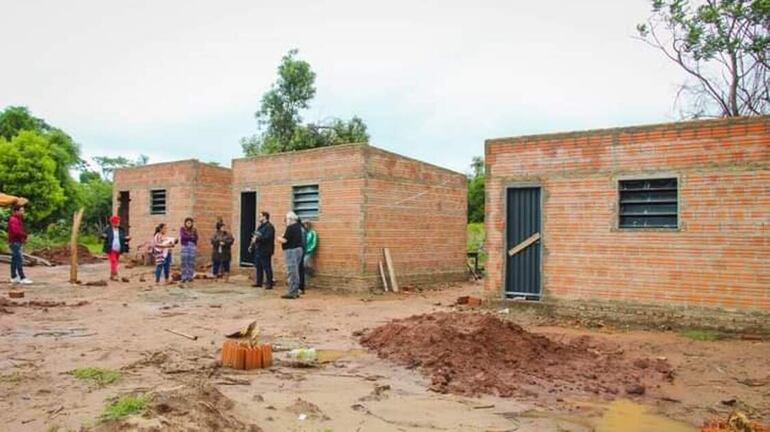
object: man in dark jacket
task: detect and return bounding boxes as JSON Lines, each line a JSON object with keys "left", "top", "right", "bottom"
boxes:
{"left": 249, "top": 211, "right": 275, "bottom": 289}
{"left": 8, "top": 204, "right": 32, "bottom": 285}
{"left": 102, "top": 215, "right": 130, "bottom": 281}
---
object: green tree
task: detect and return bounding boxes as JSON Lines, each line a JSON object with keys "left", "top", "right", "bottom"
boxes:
{"left": 241, "top": 49, "right": 369, "bottom": 155}
{"left": 92, "top": 155, "right": 149, "bottom": 180}
{"left": 467, "top": 156, "right": 485, "bottom": 223}
{"left": 78, "top": 171, "right": 113, "bottom": 233}
{"left": 637, "top": 0, "right": 770, "bottom": 117}
{"left": 0, "top": 131, "right": 66, "bottom": 224}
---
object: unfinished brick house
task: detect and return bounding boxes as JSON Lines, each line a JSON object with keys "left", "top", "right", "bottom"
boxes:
{"left": 112, "top": 160, "right": 233, "bottom": 263}
{"left": 231, "top": 143, "right": 467, "bottom": 291}
{"left": 113, "top": 144, "right": 467, "bottom": 290}
{"left": 485, "top": 116, "right": 769, "bottom": 312}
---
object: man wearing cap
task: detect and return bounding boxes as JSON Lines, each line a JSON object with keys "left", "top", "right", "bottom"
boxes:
{"left": 102, "top": 215, "right": 130, "bottom": 281}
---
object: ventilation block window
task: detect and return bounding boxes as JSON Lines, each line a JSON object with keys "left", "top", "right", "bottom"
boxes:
{"left": 619, "top": 178, "right": 678, "bottom": 228}
{"left": 150, "top": 189, "right": 167, "bottom": 215}
{"left": 292, "top": 185, "right": 319, "bottom": 220}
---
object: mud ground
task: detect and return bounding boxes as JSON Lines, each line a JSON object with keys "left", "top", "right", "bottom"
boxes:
{"left": 1, "top": 262, "right": 768, "bottom": 431}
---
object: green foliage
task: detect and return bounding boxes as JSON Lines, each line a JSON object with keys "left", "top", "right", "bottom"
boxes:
{"left": 78, "top": 172, "right": 113, "bottom": 233}
{"left": 101, "top": 395, "right": 147, "bottom": 421}
{"left": 0, "top": 106, "right": 84, "bottom": 227}
{"left": 92, "top": 155, "right": 149, "bottom": 180}
{"left": 467, "top": 156, "right": 485, "bottom": 223}
{"left": 241, "top": 49, "right": 369, "bottom": 156}
{"left": 637, "top": 0, "right": 770, "bottom": 117}
{"left": 679, "top": 329, "right": 723, "bottom": 341}
{"left": 467, "top": 222, "right": 487, "bottom": 269}
{"left": 71, "top": 367, "right": 122, "bottom": 385}
{"left": 0, "top": 131, "right": 66, "bottom": 223}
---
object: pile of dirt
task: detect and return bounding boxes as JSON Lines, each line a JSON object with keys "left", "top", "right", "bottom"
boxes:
{"left": 360, "top": 312, "right": 673, "bottom": 401}
{"left": 93, "top": 383, "right": 262, "bottom": 432}
{"left": 32, "top": 244, "right": 102, "bottom": 265}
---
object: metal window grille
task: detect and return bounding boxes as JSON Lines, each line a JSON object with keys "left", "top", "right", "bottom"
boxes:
{"left": 292, "top": 185, "right": 319, "bottom": 220}
{"left": 619, "top": 178, "right": 678, "bottom": 228}
{"left": 150, "top": 189, "right": 167, "bottom": 215}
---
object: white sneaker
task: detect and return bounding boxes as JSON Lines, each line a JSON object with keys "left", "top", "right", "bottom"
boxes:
{"left": 19, "top": 278, "right": 33, "bottom": 285}
{"left": 10, "top": 277, "right": 21, "bottom": 284}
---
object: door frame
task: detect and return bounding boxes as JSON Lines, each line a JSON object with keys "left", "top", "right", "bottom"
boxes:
{"left": 502, "top": 183, "right": 544, "bottom": 299}
{"left": 238, "top": 189, "right": 258, "bottom": 267}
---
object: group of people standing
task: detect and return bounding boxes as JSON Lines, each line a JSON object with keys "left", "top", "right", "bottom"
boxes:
{"left": 95, "top": 210, "right": 317, "bottom": 300}
{"left": 248, "top": 210, "right": 317, "bottom": 300}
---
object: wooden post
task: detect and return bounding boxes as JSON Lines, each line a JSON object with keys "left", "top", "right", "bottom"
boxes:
{"left": 70, "top": 208, "right": 85, "bottom": 283}
{"left": 378, "top": 261, "right": 390, "bottom": 292}
{"left": 382, "top": 248, "right": 399, "bottom": 293}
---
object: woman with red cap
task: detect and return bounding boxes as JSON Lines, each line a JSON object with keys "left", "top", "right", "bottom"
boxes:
{"left": 101, "top": 215, "right": 130, "bottom": 281}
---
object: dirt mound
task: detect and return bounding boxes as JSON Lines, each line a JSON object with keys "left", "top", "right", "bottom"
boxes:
{"left": 360, "top": 312, "right": 673, "bottom": 401}
{"left": 32, "top": 245, "right": 102, "bottom": 265}
{"left": 92, "top": 383, "right": 262, "bottom": 432}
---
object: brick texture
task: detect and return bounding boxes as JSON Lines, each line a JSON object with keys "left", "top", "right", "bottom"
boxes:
{"left": 232, "top": 144, "right": 467, "bottom": 291}
{"left": 485, "top": 116, "right": 770, "bottom": 312}
{"left": 113, "top": 160, "right": 232, "bottom": 264}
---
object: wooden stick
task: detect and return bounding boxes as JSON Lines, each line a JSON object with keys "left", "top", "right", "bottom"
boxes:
{"left": 382, "top": 248, "right": 399, "bottom": 293}
{"left": 165, "top": 328, "right": 198, "bottom": 340}
{"left": 23, "top": 253, "right": 53, "bottom": 267}
{"left": 507, "top": 232, "right": 541, "bottom": 257}
{"left": 70, "top": 208, "right": 84, "bottom": 283}
{"left": 378, "top": 261, "right": 390, "bottom": 292}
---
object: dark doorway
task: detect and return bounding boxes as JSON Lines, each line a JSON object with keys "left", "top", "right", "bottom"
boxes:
{"left": 118, "top": 191, "right": 130, "bottom": 235}
{"left": 240, "top": 191, "right": 257, "bottom": 266}
{"left": 505, "top": 187, "right": 542, "bottom": 299}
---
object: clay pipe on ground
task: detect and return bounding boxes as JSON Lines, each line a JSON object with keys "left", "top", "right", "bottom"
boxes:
{"left": 165, "top": 328, "right": 198, "bottom": 340}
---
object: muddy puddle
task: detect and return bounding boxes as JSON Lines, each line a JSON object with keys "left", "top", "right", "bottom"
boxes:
{"left": 587, "top": 399, "right": 696, "bottom": 432}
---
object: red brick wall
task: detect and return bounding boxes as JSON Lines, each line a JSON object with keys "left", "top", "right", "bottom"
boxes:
{"left": 231, "top": 145, "right": 367, "bottom": 284}
{"left": 485, "top": 116, "right": 770, "bottom": 311}
{"left": 192, "top": 163, "right": 234, "bottom": 262}
{"left": 363, "top": 147, "right": 467, "bottom": 286}
{"left": 113, "top": 160, "right": 232, "bottom": 265}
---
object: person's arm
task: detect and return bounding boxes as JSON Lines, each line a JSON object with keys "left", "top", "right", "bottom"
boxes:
{"left": 277, "top": 227, "right": 289, "bottom": 244}
{"left": 101, "top": 227, "right": 109, "bottom": 238}
{"left": 225, "top": 233, "right": 234, "bottom": 246}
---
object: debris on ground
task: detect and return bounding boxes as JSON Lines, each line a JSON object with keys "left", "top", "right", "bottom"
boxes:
{"left": 284, "top": 398, "right": 330, "bottom": 421}
{"left": 360, "top": 312, "right": 673, "bottom": 401}
{"left": 8, "top": 291, "right": 24, "bottom": 299}
{"left": 84, "top": 280, "right": 108, "bottom": 287}
{"left": 0, "top": 298, "right": 89, "bottom": 309}
{"left": 455, "top": 296, "right": 482, "bottom": 307}
{"left": 701, "top": 411, "right": 770, "bottom": 431}
{"left": 91, "top": 382, "right": 263, "bottom": 431}
{"left": 122, "top": 348, "right": 219, "bottom": 375}
{"left": 31, "top": 245, "right": 102, "bottom": 266}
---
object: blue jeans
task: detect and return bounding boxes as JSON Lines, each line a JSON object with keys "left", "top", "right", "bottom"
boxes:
{"left": 283, "top": 247, "right": 303, "bottom": 297}
{"left": 10, "top": 242, "right": 25, "bottom": 279}
{"left": 212, "top": 260, "right": 230, "bottom": 276}
{"left": 155, "top": 254, "right": 171, "bottom": 282}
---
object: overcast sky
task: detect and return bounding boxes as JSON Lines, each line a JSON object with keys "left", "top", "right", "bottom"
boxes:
{"left": 0, "top": 0, "right": 684, "bottom": 174}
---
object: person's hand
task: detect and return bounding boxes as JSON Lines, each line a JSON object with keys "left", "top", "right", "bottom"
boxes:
{"left": 125, "top": 236, "right": 131, "bottom": 241}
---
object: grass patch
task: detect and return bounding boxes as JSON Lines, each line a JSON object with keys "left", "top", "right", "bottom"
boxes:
{"left": 679, "top": 329, "right": 722, "bottom": 341}
{"left": 101, "top": 395, "right": 148, "bottom": 422}
{"left": 467, "top": 222, "right": 487, "bottom": 269}
{"left": 79, "top": 233, "right": 103, "bottom": 255}
{"left": 71, "top": 367, "right": 121, "bottom": 385}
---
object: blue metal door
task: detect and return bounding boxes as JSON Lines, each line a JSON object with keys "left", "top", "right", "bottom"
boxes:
{"left": 505, "top": 187, "right": 542, "bottom": 298}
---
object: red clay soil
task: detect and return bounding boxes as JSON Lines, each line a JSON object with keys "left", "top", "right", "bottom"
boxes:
{"left": 360, "top": 312, "right": 673, "bottom": 401}
{"left": 32, "top": 245, "right": 102, "bottom": 265}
